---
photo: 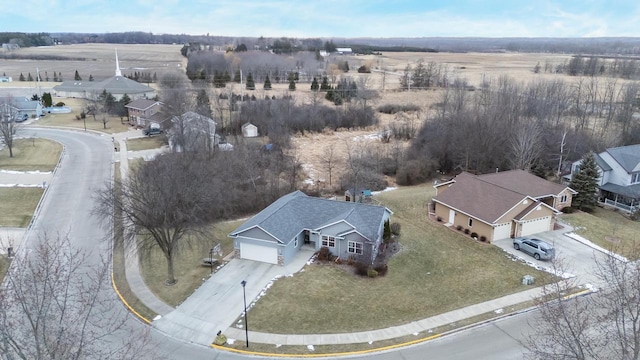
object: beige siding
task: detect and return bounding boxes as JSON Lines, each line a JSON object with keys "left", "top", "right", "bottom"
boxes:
{"left": 555, "top": 188, "right": 573, "bottom": 210}
{"left": 434, "top": 202, "right": 493, "bottom": 242}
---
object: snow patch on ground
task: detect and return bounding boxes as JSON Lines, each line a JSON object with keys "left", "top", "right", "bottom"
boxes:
{"left": 565, "top": 232, "right": 629, "bottom": 263}
{"left": 0, "top": 184, "right": 43, "bottom": 188}
{"left": 503, "top": 249, "right": 575, "bottom": 279}
{"left": 371, "top": 186, "right": 397, "bottom": 195}
{"left": 352, "top": 133, "right": 381, "bottom": 142}
{"left": 0, "top": 169, "right": 52, "bottom": 175}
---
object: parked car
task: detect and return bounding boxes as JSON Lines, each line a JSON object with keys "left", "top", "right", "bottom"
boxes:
{"left": 15, "top": 113, "right": 29, "bottom": 122}
{"left": 513, "top": 237, "right": 555, "bottom": 260}
{"left": 143, "top": 127, "right": 163, "bottom": 136}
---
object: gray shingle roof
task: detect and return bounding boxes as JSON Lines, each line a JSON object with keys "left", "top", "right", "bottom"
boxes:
{"left": 600, "top": 182, "right": 640, "bottom": 199}
{"left": 125, "top": 99, "right": 160, "bottom": 110}
{"left": 230, "top": 191, "right": 391, "bottom": 244}
{"left": 594, "top": 153, "right": 613, "bottom": 171}
{"left": 605, "top": 145, "right": 640, "bottom": 173}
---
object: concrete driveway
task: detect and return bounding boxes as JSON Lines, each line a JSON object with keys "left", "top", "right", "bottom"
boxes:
{"left": 152, "top": 248, "right": 315, "bottom": 346}
{"left": 493, "top": 224, "right": 607, "bottom": 284}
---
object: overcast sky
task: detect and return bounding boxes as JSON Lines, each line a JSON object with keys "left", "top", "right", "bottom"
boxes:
{"left": 2, "top": 0, "right": 638, "bottom": 38}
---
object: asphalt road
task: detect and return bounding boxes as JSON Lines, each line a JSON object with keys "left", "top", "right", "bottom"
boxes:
{"left": 25, "top": 126, "right": 542, "bottom": 359}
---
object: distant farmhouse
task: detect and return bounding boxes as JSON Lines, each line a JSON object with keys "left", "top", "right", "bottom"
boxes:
{"left": 335, "top": 47, "right": 353, "bottom": 55}
{"left": 0, "top": 75, "right": 12, "bottom": 82}
{"left": 53, "top": 51, "right": 155, "bottom": 101}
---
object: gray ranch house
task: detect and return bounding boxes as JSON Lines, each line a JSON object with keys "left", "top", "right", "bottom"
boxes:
{"left": 229, "top": 191, "right": 393, "bottom": 265}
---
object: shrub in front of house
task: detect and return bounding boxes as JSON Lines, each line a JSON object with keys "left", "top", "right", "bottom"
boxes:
{"left": 346, "top": 255, "right": 356, "bottom": 266}
{"left": 374, "top": 264, "right": 388, "bottom": 276}
{"left": 470, "top": 232, "right": 478, "bottom": 239}
{"left": 456, "top": 225, "right": 463, "bottom": 231}
{"left": 479, "top": 236, "right": 487, "bottom": 242}
{"left": 562, "top": 206, "right": 576, "bottom": 214}
{"left": 317, "top": 246, "right": 332, "bottom": 262}
{"left": 464, "top": 229, "right": 470, "bottom": 235}
{"left": 367, "top": 269, "right": 379, "bottom": 278}
{"left": 436, "top": 216, "right": 442, "bottom": 222}
{"left": 354, "top": 262, "right": 369, "bottom": 276}
{"left": 390, "top": 222, "right": 401, "bottom": 235}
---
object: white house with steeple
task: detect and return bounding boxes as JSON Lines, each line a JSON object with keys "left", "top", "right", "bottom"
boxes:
{"left": 53, "top": 50, "right": 156, "bottom": 101}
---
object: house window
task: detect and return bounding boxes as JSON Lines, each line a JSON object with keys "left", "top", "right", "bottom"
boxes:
{"left": 560, "top": 194, "right": 568, "bottom": 203}
{"left": 294, "top": 237, "right": 299, "bottom": 248}
{"left": 468, "top": 218, "right": 473, "bottom": 227}
{"left": 633, "top": 173, "right": 640, "bottom": 184}
{"left": 321, "top": 235, "right": 335, "bottom": 248}
{"left": 348, "top": 241, "right": 363, "bottom": 255}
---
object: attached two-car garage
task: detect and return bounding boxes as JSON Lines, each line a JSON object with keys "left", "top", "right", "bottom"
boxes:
{"left": 239, "top": 242, "right": 278, "bottom": 265}
{"left": 520, "top": 216, "right": 552, "bottom": 237}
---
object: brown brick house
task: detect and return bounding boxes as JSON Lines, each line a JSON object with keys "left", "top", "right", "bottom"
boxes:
{"left": 433, "top": 170, "right": 574, "bottom": 243}
{"left": 125, "top": 99, "right": 163, "bottom": 128}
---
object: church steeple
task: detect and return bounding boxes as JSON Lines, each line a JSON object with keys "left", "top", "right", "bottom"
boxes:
{"left": 115, "top": 49, "right": 122, "bottom": 77}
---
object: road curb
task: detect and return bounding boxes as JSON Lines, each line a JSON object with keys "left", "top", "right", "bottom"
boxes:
{"left": 110, "top": 271, "right": 152, "bottom": 325}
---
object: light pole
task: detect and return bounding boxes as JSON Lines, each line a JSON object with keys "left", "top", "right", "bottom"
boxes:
{"left": 240, "top": 280, "right": 249, "bottom": 347}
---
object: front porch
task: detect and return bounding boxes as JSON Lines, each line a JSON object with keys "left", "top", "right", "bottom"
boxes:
{"left": 600, "top": 187, "right": 640, "bottom": 214}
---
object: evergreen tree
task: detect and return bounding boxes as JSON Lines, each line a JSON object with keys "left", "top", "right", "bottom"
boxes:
{"left": 383, "top": 220, "right": 391, "bottom": 242}
{"left": 246, "top": 72, "right": 255, "bottom": 90}
{"left": 263, "top": 74, "right": 272, "bottom": 90}
{"left": 569, "top": 152, "right": 599, "bottom": 210}
{"left": 288, "top": 78, "right": 296, "bottom": 91}
{"left": 153, "top": 72, "right": 158, "bottom": 82}
{"left": 53, "top": 73, "right": 58, "bottom": 82}
{"left": 27, "top": 73, "right": 33, "bottom": 81}
{"left": 58, "top": 72, "right": 63, "bottom": 82}
{"left": 195, "top": 89, "right": 211, "bottom": 117}
{"left": 310, "top": 77, "right": 319, "bottom": 91}
{"left": 233, "top": 69, "right": 241, "bottom": 83}
{"left": 74, "top": 70, "right": 81, "bottom": 81}
{"left": 320, "top": 76, "right": 330, "bottom": 91}
{"left": 19, "top": 73, "right": 25, "bottom": 81}
{"left": 115, "top": 94, "right": 131, "bottom": 119}
{"left": 44, "top": 71, "right": 49, "bottom": 81}
{"left": 42, "top": 92, "right": 53, "bottom": 107}
{"left": 223, "top": 70, "right": 231, "bottom": 83}
{"left": 89, "top": 74, "right": 94, "bottom": 81}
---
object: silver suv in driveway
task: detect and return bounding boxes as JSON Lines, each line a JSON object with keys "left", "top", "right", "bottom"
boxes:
{"left": 513, "top": 237, "right": 555, "bottom": 261}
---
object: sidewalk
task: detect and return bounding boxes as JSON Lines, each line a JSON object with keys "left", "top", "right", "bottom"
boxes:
{"left": 116, "top": 132, "right": 174, "bottom": 316}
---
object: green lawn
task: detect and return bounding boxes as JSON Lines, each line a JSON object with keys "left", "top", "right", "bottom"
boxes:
{"left": 563, "top": 207, "right": 640, "bottom": 259}
{"left": 126, "top": 136, "right": 168, "bottom": 152}
{"left": 245, "top": 184, "right": 551, "bottom": 334}
{"left": 0, "top": 188, "right": 44, "bottom": 227}
{"left": 139, "top": 220, "right": 240, "bottom": 307}
{"left": 0, "top": 138, "right": 62, "bottom": 171}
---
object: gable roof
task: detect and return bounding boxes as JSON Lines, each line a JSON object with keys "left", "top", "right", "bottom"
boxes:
{"left": 126, "top": 99, "right": 161, "bottom": 111}
{"left": 433, "top": 172, "right": 531, "bottom": 224}
{"left": 594, "top": 153, "right": 613, "bottom": 172}
{"left": 230, "top": 191, "right": 391, "bottom": 244}
{"left": 477, "top": 169, "right": 573, "bottom": 197}
{"left": 604, "top": 144, "right": 640, "bottom": 173}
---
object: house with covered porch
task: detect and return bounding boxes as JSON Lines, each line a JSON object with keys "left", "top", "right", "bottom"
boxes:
{"left": 570, "top": 144, "right": 640, "bottom": 213}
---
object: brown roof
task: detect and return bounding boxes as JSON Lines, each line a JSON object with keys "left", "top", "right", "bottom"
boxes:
{"left": 477, "top": 169, "right": 571, "bottom": 198}
{"left": 125, "top": 99, "right": 160, "bottom": 111}
{"left": 433, "top": 172, "right": 530, "bottom": 224}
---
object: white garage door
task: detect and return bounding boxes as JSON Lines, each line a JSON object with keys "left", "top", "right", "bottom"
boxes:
{"left": 521, "top": 216, "right": 551, "bottom": 237}
{"left": 240, "top": 242, "right": 278, "bottom": 264}
{"left": 493, "top": 222, "right": 512, "bottom": 240}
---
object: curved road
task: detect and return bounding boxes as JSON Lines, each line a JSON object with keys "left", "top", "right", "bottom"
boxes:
{"left": 26, "top": 127, "right": 535, "bottom": 359}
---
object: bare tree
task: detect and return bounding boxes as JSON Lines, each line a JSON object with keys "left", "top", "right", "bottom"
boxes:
{"left": 0, "top": 233, "right": 156, "bottom": 359}
{"left": 94, "top": 153, "right": 219, "bottom": 285}
{"left": 510, "top": 121, "right": 543, "bottom": 170}
{"left": 527, "top": 249, "right": 640, "bottom": 360}
{"left": 322, "top": 146, "right": 336, "bottom": 187}
{"left": 0, "top": 98, "right": 19, "bottom": 158}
